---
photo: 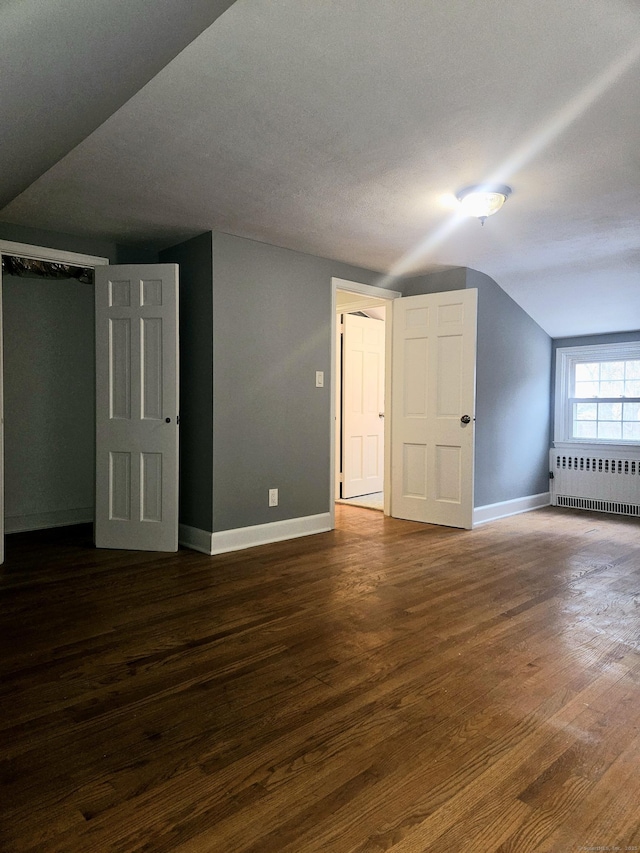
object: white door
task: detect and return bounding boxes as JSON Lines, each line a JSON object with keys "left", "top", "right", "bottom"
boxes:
{"left": 342, "top": 313, "right": 385, "bottom": 498}
{"left": 95, "top": 264, "right": 179, "bottom": 551}
{"left": 391, "top": 289, "right": 477, "bottom": 528}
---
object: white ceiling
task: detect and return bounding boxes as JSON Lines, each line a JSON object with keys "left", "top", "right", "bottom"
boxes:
{"left": 2, "top": 0, "right": 640, "bottom": 338}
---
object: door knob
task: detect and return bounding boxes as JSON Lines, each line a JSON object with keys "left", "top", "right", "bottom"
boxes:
{"left": 379, "top": 412, "right": 385, "bottom": 419}
{"left": 460, "top": 414, "right": 471, "bottom": 424}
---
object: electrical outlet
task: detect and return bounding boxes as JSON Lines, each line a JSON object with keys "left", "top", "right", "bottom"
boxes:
{"left": 268, "top": 488, "right": 278, "bottom": 507}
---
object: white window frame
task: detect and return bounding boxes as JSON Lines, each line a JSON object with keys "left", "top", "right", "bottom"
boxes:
{"left": 554, "top": 341, "right": 640, "bottom": 452}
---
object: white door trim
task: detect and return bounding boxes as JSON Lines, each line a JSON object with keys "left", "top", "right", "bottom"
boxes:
{"left": 0, "top": 240, "right": 109, "bottom": 268}
{"left": 330, "top": 277, "right": 401, "bottom": 529}
{"left": 0, "top": 240, "right": 109, "bottom": 564}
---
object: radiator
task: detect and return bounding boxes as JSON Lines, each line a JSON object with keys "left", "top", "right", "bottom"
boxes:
{"left": 550, "top": 450, "right": 640, "bottom": 517}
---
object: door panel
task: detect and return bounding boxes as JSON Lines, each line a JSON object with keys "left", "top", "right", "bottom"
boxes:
{"left": 391, "top": 289, "right": 477, "bottom": 528}
{"left": 342, "top": 313, "right": 385, "bottom": 498}
{"left": 95, "top": 264, "right": 179, "bottom": 551}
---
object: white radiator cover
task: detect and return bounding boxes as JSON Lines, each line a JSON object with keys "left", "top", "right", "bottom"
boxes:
{"left": 550, "top": 449, "right": 640, "bottom": 517}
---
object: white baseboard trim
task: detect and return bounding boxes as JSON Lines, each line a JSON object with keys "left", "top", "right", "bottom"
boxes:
{"left": 473, "top": 492, "right": 550, "bottom": 527}
{"left": 179, "top": 512, "right": 333, "bottom": 556}
{"left": 5, "top": 507, "right": 94, "bottom": 534}
{"left": 178, "top": 523, "right": 215, "bottom": 555}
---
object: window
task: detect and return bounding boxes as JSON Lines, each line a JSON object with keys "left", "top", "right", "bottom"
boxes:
{"left": 555, "top": 342, "right": 640, "bottom": 446}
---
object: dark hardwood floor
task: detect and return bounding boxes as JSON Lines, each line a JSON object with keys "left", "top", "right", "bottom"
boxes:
{"left": 1, "top": 506, "right": 639, "bottom": 852}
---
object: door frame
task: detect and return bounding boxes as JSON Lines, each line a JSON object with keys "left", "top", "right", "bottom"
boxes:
{"left": 330, "top": 277, "right": 401, "bottom": 529}
{"left": 0, "top": 239, "right": 108, "bottom": 563}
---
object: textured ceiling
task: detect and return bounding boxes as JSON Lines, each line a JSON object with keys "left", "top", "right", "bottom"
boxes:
{"left": 2, "top": 0, "right": 640, "bottom": 337}
{"left": 0, "top": 0, "right": 235, "bottom": 209}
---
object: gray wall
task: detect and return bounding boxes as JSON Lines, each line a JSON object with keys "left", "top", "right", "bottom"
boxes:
{"left": 554, "top": 331, "right": 640, "bottom": 352}
{"left": 0, "top": 222, "right": 555, "bottom": 533}
{"left": 3, "top": 274, "right": 94, "bottom": 529}
{"left": 468, "top": 269, "right": 551, "bottom": 507}
{"left": 401, "top": 266, "right": 467, "bottom": 296}
{"left": 0, "top": 221, "right": 122, "bottom": 263}
{"left": 211, "top": 232, "right": 382, "bottom": 532}
{"left": 0, "top": 221, "right": 159, "bottom": 264}
{"left": 207, "top": 250, "right": 552, "bottom": 523}
{"left": 160, "top": 233, "right": 214, "bottom": 531}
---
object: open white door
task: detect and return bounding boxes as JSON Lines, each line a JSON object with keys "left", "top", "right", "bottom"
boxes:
{"left": 95, "top": 264, "right": 179, "bottom": 551}
{"left": 391, "top": 288, "right": 477, "bottom": 529}
{"left": 342, "top": 313, "right": 385, "bottom": 498}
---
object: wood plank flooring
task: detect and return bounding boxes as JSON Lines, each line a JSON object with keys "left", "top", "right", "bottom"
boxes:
{"left": 0, "top": 506, "right": 639, "bottom": 852}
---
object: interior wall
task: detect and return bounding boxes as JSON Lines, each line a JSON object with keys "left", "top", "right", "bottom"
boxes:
{"left": 401, "top": 266, "right": 467, "bottom": 296}
{"left": 468, "top": 268, "right": 551, "bottom": 507}
{"left": 159, "top": 233, "right": 214, "bottom": 532}
{"left": 0, "top": 222, "right": 121, "bottom": 263}
{"left": 211, "top": 231, "right": 383, "bottom": 532}
{"left": 3, "top": 274, "right": 95, "bottom": 531}
{"left": 0, "top": 223, "right": 555, "bottom": 534}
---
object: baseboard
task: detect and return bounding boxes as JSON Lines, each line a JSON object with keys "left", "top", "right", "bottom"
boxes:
{"left": 473, "top": 492, "right": 550, "bottom": 527}
{"left": 178, "top": 523, "right": 214, "bottom": 555}
{"left": 179, "top": 512, "right": 333, "bottom": 556}
{"left": 5, "top": 507, "right": 94, "bottom": 534}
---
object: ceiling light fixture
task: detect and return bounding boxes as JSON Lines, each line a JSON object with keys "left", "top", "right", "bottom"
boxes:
{"left": 456, "top": 184, "right": 512, "bottom": 225}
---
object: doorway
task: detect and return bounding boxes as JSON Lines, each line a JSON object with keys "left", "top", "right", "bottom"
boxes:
{"left": 335, "top": 296, "right": 386, "bottom": 509}
{"left": 3, "top": 260, "right": 95, "bottom": 534}
{"left": 0, "top": 240, "right": 108, "bottom": 563}
{"left": 329, "top": 278, "right": 401, "bottom": 528}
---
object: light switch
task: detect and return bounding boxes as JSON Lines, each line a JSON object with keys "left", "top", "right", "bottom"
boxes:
{"left": 315, "top": 371, "right": 324, "bottom": 388}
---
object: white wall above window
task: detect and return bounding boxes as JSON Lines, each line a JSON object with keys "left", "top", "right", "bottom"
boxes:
{"left": 555, "top": 342, "right": 640, "bottom": 453}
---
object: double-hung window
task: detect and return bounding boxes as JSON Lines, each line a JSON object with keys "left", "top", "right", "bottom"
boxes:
{"left": 555, "top": 342, "right": 640, "bottom": 447}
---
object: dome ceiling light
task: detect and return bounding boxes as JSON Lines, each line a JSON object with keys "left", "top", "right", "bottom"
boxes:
{"left": 456, "top": 184, "right": 512, "bottom": 225}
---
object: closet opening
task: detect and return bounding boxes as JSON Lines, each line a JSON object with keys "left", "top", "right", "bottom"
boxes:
{"left": 2, "top": 254, "right": 96, "bottom": 536}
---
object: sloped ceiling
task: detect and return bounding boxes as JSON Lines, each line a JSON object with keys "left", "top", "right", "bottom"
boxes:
{"left": 2, "top": 0, "right": 640, "bottom": 338}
